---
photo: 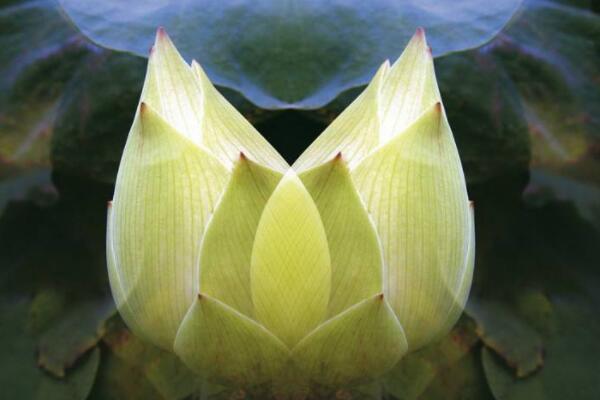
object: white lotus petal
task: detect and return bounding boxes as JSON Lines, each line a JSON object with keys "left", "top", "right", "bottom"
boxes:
{"left": 293, "top": 61, "right": 389, "bottom": 172}
{"left": 379, "top": 28, "right": 441, "bottom": 144}
{"left": 141, "top": 28, "right": 204, "bottom": 144}
{"left": 251, "top": 171, "right": 331, "bottom": 348}
{"left": 199, "top": 154, "right": 282, "bottom": 317}
{"left": 110, "top": 103, "right": 228, "bottom": 349}
{"left": 353, "top": 103, "right": 471, "bottom": 350}
{"left": 192, "top": 62, "right": 288, "bottom": 172}
{"left": 300, "top": 155, "right": 383, "bottom": 316}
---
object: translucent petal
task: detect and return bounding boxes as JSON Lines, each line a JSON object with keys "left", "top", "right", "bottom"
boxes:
{"left": 300, "top": 155, "right": 383, "bottom": 316}
{"left": 434, "top": 201, "right": 475, "bottom": 341}
{"left": 292, "top": 61, "right": 389, "bottom": 172}
{"left": 379, "top": 28, "right": 441, "bottom": 144}
{"left": 174, "top": 293, "right": 290, "bottom": 386}
{"left": 141, "top": 28, "right": 204, "bottom": 144}
{"left": 352, "top": 103, "right": 471, "bottom": 350}
{"left": 291, "top": 294, "right": 408, "bottom": 386}
{"left": 192, "top": 62, "right": 288, "bottom": 172}
{"left": 199, "top": 154, "right": 282, "bottom": 318}
{"left": 110, "top": 103, "right": 228, "bottom": 350}
{"left": 250, "top": 171, "right": 331, "bottom": 348}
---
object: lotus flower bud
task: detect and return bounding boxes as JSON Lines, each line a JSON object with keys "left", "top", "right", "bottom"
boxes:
{"left": 107, "top": 27, "right": 474, "bottom": 394}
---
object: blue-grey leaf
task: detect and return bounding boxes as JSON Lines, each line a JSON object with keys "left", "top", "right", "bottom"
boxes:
{"left": 58, "top": 0, "right": 522, "bottom": 108}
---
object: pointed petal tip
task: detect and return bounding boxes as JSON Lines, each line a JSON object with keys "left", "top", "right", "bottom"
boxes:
{"left": 334, "top": 152, "right": 343, "bottom": 161}
{"left": 107, "top": 200, "right": 113, "bottom": 209}
{"left": 156, "top": 26, "right": 167, "bottom": 39}
{"left": 376, "top": 293, "right": 385, "bottom": 302}
{"left": 197, "top": 293, "right": 205, "bottom": 300}
{"left": 434, "top": 101, "right": 442, "bottom": 114}
{"left": 469, "top": 201, "right": 475, "bottom": 209}
{"left": 415, "top": 27, "right": 426, "bottom": 39}
{"left": 139, "top": 101, "right": 149, "bottom": 114}
{"left": 239, "top": 151, "right": 247, "bottom": 161}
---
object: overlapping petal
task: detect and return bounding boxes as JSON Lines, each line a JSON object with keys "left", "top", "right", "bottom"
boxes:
{"left": 291, "top": 294, "right": 407, "bottom": 386}
{"left": 199, "top": 155, "right": 282, "bottom": 317}
{"left": 250, "top": 171, "right": 331, "bottom": 348}
{"left": 173, "top": 293, "right": 289, "bottom": 386}
{"left": 108, "top": 26, "right": 474, "bottom": 391}
{"left": 110, "top": 103, "right": 227, "bottom": 349}
{"left": 352, "top": 103, "right": 471, "bottom": 350}
{"left": 300, "top": 155, "right": 383, "bottom": 316}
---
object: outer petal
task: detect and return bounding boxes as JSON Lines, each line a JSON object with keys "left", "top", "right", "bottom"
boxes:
{"left": 300, "top": 155, "right": 383, "bottom": 316}
{"left": 110, "top": 103, "right": 228, "bottom": 350}
{"left": 352, "top": 103, "right": 471, "bottom": 350}
{"left": 250, "top": 171, "right": 331, "bottom": 348}
{"left": 141, "top": 28, "right": 204, "bottom": 144}
{"left": 379, "top": 28, "right": 441, "bottom": 144}
{"left": 291, "top": 294, "right": 408, "bottom": 386}
{"left": 199, "top": 154, "right": 282, "bottom": 318}
{"left": 173, "top": 293, "right": 290, "bottom": 386}
{"left": 434, "top": 202, "right": 475, "bottom": 340}
{"left": 192, "top": 62, "right": 288, "bottom": 172}
{"left": 292, "top": 61, "right": 389, "bottom": 172}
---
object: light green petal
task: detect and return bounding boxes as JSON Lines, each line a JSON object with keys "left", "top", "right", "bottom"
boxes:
{"left": 379, "top": 28, "right": 441, "bottom": 144}
{"left": 199, "top": 154, "right": 282, "bottom": 317}
{"left": 291, "top": 294, "right": 408, "bottom": 386}
{"left": 251, "top": 171, "right": 331, "bottom": 348}
{"left": 353, "top": 103, "right": 471, "bottom": 351}
{"left": 300, "top": 155, "right": 383, "bottom": 316}
{"left": 292, "top": 61, "right": 389, "bottom": 173}
{"left": 141, "top": 28, "right": 204, "bottom": 144}
{"left": 173, "top": 293, "right": 290, "bottom": 386}
{"left": 111, "top": 103, "right": 228, "bottom": 350}
{"left": 192, "top": 62, "right": 288, "bottom": 172}
{"left": 434, "top": 202, "right": 476, "bottom": 341}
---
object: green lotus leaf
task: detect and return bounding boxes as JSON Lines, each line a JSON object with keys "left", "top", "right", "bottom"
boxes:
{"left": 58, "top": 0, "right": 521, "bottom": 108}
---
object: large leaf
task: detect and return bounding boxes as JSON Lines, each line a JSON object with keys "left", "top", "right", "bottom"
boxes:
{"left": 58, "top": 0, "right": 521, "bottom": 108}
{"left": 37, "top": 296, "right": 114, "bottom": 377}
{"left": 0, "top": 297, "right": 101, "bottom": 400}
{"left": 480, "top": 295, "right": 600, "bottom": 400}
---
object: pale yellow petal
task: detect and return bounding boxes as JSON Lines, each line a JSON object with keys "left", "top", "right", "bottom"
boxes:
{"left": 111, "top": 103, "right": 228, "bottom": 350}
{"left": 292, "top": 61, "right": 389, "bottom": 172}
{"left": 300, "top": 155, "right": 383, "bottom": 316}
{"left": 141, "top": 28, "right": 204, "bottom": 144}
{"left": 192, "top": 62, "right": 288, "bottom": 172}
{"left": 199, "top": 154, "right": 282, "bottom": 317}
{"left": 250, "top": 171, "right": 331, "bottom": 348}
{"left": 434, "top": 201, "right": 475, "bottom": 341}
{"left": 291, "top": 294, "right": 408, "bottom": 386}
{"left": 174, "top": 293, "right": 290, "bottom": 386}
{"left": 353, "top": 103, "right": 471, "bottom": 350}
{"left": 379, "top": 28, "right": 441, "bottom": 144}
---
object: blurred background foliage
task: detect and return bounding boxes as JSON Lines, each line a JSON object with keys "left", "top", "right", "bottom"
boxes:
{"left": 0, "top": 0, "right": 599, "bottom": 398}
